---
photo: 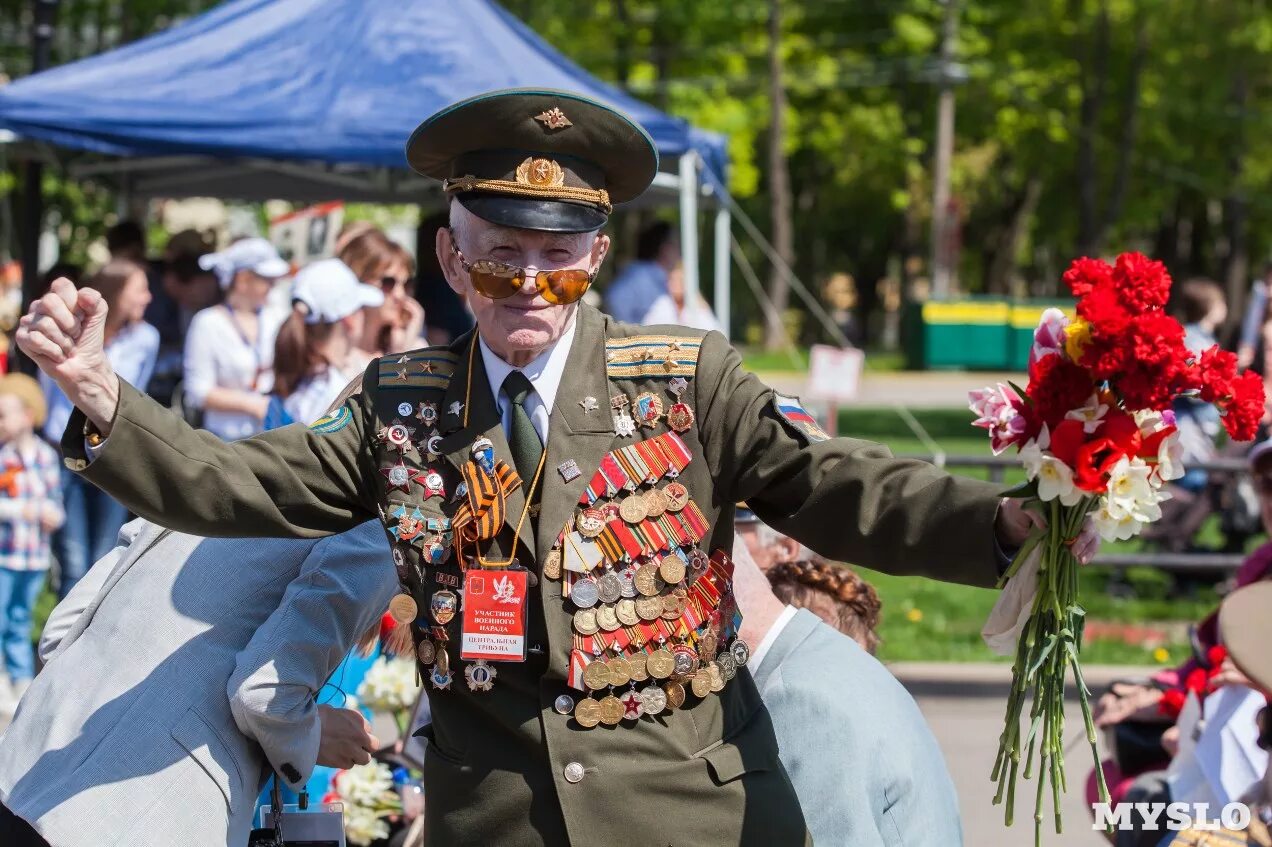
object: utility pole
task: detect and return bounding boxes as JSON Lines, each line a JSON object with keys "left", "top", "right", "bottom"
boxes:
{"left": 930, "top": 0, "right": 962, "bottom": 300}
{"left": 20, "top": 0, "right": 59, "bottom": 312}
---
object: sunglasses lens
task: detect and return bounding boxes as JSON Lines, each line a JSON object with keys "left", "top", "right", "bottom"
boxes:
{"left": 469, "top": 266, "right": 523, "bottom": 300}
{"left": 540, "top": 269, "right": 592, "bottom": 305}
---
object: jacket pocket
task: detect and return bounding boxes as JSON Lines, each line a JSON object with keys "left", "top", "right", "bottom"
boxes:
{"left": 692, "top": 705, "right": 781, "bottom": 785}
{"left": 170, "top": 704, "right": 248, "bottom": 807}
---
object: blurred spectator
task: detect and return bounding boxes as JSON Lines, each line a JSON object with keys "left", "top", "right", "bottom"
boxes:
{"left": 147, "top": 231, "right": 220, "bottom": 407}
{"left": 40, "top": 260, "right": 157, "bottom": 602}
{"left": 0, "top": 373, "right": 63, "bottom": 716}
{"left": 338, "top": 227, "right": 425, "bottom": 357}
{"left": 1237, "top": 263, "right": 1272, "bottom": 370}
{"left": 186, "top": 238, "right": 289, "bottom": 440}
{"left": 1173, "top": 278, "right": 1227, "bottom": 493}
{"left": 104, "top": 220, "right": 146, "bottom": 264}
{"left": 641, "top": 263, "right": 724, "bottom": 333}
{"left": 605, "top": 220, "right": 679, "bottom": 324}
{"left": 271, "top": 259, "right": 384, "bottom": 426}
{"left": 415, "top": 211, "right": 474, "bottom": 345}
{"left": 36, "top": 264, "right": 82, "bottom": 302}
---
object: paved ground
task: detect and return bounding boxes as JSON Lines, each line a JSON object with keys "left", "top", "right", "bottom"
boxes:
{"left": 762, "top": 369, "right": 1024, "bottom": 408}
{"left": 892, "top": 662, "right": 1147, "bottom": 847}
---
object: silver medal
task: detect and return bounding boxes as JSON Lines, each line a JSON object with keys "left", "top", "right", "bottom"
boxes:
{"left": 730, "top": 638, "right": 751, "bottom": 666}
{"left": 572, "top": 578, "right": 600, "bottom": 609}
{"left": 597, "top": 572, "right": 623, "bottom": 604}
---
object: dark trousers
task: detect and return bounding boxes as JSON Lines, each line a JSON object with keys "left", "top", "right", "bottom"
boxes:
{"left": 0, "top": 803, "right": 50, "bottom": 847}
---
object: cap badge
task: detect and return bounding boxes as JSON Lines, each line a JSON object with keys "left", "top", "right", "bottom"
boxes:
{"left": 517, "top": 157, "right": 565, "bottom": 188}
{"left": 535, "top": 107, "right": 573, "bottom": 130}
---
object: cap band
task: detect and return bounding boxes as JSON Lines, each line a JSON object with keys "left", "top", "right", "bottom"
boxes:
{"left": 444, "top": 174, "right": 612, "bottom": 215}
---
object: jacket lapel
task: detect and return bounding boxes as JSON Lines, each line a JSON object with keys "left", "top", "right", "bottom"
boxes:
{"left": 537, "top": 305, "right": 615, "bottom": 564}
{"left": 435, "top": 332, "right": 535, "bottom": 560}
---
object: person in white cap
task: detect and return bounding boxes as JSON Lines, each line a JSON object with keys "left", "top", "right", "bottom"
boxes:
{"left": 272, "top": 258, "right": 386, "bottom": 426}
{"left": 185, "top": 238, "right": 291, "bottom": 440}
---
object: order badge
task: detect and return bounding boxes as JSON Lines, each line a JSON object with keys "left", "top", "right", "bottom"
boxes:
{"left": 460, "top": 568, "right": 529, "bottom": 662}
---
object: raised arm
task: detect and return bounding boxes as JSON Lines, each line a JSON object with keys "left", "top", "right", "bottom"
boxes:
{"left": 17, "top": 278, "right": 378, "bottom": 538}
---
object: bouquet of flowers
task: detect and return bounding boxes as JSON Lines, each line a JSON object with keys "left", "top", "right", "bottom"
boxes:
{"left": 324, "top": 761, "right": 403, "bottom": 847}
{"left": 357, "top": 655, "right": 422, "bottom": 737}
{"left": 968, "top": 252, "right": 1264, "bottom": 844}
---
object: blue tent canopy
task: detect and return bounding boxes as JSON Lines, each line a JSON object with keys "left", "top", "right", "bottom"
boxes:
{"left": 0, "top": 0, "right": 727, "bottom": 188}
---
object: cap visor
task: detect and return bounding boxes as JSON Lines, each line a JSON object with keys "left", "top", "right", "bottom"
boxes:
{"left": 457, "top": 193, "right": 607, "bottom": 234}
{"left": 356, "top": 283, "right": 386, "bottom": 310}
{"left": 255, "top": 257, "right": 292, "bottom": 279}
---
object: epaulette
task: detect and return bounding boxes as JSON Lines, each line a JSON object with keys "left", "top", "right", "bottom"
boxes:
{"left": 605, "top": 335, "right": 702, "bottom": 380}
{"left": 377, "top": 348, "right": 459, "bottom": 390}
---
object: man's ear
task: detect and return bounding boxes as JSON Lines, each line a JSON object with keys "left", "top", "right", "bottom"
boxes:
{"left": 777, "top": 536, "right": 801, "bottom": 563}
{"left": 591, "top": 233, "right": 611, "bottom": 272}
{"left": 436, "top": 226, "right": 467, "bottom": 297}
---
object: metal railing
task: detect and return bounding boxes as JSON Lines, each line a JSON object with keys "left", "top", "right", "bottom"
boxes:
{"left": 901, "top": 454, "right": 1253, "bottom": 572}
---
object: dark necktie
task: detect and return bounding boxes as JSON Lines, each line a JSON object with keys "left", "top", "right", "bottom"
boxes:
{"left": 502, "top": 370, "right": 544, "bottom": 492}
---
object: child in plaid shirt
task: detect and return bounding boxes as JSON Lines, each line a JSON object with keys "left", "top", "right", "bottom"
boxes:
{"left": 0, "top": 373, "right": 63, "bottom": 708}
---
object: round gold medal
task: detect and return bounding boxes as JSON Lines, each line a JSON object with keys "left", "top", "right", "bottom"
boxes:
{"left": 615, "top": 598, "right": 640, "bottom": 626}
{"left": 660, "top": 594, "right": 681, "bottom": 620}
{"left": 663, "top": 482, "right": 689, "bottom": 511}
{"left": 634, "top": 563, "right": 660, "bottom": 596}
{"left": 435, "top": 647, "right": 450, "bottom": 676}
{"left": 599, "top": 694, "right": 624, "bottom": 726}
{"left": 635, "top": 595, "right": 662, "bottom": 621}
{"left": 644, "top": 487, "right": 668, "bottom": 518}
{"left": 691, "top": 671, "right": 713, "bottom": 698}
{"left": 709, "top": 661, "right": 726, "bottom": 692}
{"left": 627, "top": 652, "right": 649, "bottom": 682}
{"left": 699, "top": 630, "right": 719, "bottom": 659}
{"left": 596, "top": 604, "right": 621, "bottom": 632}
{"left": 659, "top": 555, "right": 686, "bottom": 585}
{"left": 416, "top": 638, "right": 436, "bottom": 665}
{"left": 663, "top": 680, "right": 686, "bottom": 709}
{"left": 573, "top": 608, "right": 600, "bottom": 636}
{"left": 542, "top": 549, "right": 562, "bottom": 580}
{"left": 647, "top": 647, "right": 675, "bottom": 679}
{"left": 619, "top": 494, "right": 648, "bottom": 524}
{"left": 583, "top": 659, "right": 612, "bottom": 691}
{"left": 389, "top": 593, "right": 418, "bottom": 625}
{"left": 607, "top": 656, "right": 632, "bottom": 687}
{"left": 574, "top": 698, "right": 602, "bottom": 728}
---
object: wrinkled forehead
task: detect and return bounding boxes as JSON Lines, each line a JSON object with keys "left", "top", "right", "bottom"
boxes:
{"left": 461, "top": 210, "right": 596, "bottom": 253}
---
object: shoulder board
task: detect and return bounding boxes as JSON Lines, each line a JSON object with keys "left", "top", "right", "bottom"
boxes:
{"left": 377, "top": 349, "right": 459, "bottom": 390}
{"left": 605, "top": 335, "right": 702, "bottom": 380}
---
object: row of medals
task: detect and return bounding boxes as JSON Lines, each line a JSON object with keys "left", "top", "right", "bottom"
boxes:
{"left": 548, "top": 484, "right": 750, "bottom": 727}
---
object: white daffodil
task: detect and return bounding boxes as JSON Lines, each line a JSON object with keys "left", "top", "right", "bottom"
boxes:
{"left": 334, "top": 761, "right": 396, "bottom": 808}
{"left": 1093, "top": 500, "right": 1144, "bottom": 541}
{"left": 343, "top": 804, "right": 390, "bottom": 847}
{"left": 1065, "top": 393, "right": 1109, "bottom": 434}
{"left": 1104, "top": 457, "right": 1157, "bottom": 520}
{"left": 357, "top": 655, "right": 421, "bottom": 713}
{"left": 1155, "top": 430, "right": 1187, "bottom": 483}
{"left": 1036, "top": 455, "right": 1083, "bottom": 506}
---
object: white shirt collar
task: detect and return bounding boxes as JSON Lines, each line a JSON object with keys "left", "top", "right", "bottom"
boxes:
{"left": 478, "top": 315, "right": 577, "bottom": 416}
{"left": 747, "top": 604, "right": 798, "bottom": 674}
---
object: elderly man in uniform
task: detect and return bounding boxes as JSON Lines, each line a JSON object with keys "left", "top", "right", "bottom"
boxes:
{"left": 19, "top": 89, "right": 1062, "bottom": 846}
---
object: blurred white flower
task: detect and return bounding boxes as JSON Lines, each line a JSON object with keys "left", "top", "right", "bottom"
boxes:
{"left": 1019, "top": 427, "right": 1051, "bottom": 479}
{"left": 1065, "top": 394, "right": 1109, "bottom": 434}
{"left": 1104, "top": 457, "right": 1159, "bottom": 521}
{"left": 358, "top": 656, "right": 421, "bottom": 713}
{"left": 343, "top": 803, "right": 390, "bottom": 847}
{"left": 334, "top": 761, "right": 396, "bottom": 808}
{"left": 1155, "top": 431, "right": 1186, "bottom": 483}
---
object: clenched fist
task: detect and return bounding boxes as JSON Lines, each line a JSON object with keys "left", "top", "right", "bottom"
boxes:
{"left": 16, "top": 277, "right": 120, "bottom": 434}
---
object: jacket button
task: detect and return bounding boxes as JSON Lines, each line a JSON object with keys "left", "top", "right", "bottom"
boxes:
{"left": 563, "top": 762, "right": 585, "bottom": 784}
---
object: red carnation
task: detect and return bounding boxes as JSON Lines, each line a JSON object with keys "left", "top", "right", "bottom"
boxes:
{"left": 1062, "top": 257, "right": 1114, "bottom": 298}
{"left": 1196, "top": 346, "right": 1238, "bottom": 404}
{"left": 1048, "top": 418, "right": 1087, "bottom": 467}
{"left": 1219, "top": 370, "right": 1265, "bottom": 442}
{"left": 1112, "top": 252, "right": 1172, "bottom": 314}
{"left": 1077, "top": 285, "right": 1132, "bottom": 339}
{"left": 1159, "top": 688, "right": 1186, "bottom": 720}
{"left": 1206, "top": 645, "right": 1228, "bottom": 670}
{"left": 1028, "top": 355, "right": 1095, "bottom": 432}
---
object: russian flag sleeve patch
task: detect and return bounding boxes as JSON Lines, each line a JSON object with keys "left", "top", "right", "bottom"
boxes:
{"left": 772, "top": 393, "right": 830, "bottom": 443}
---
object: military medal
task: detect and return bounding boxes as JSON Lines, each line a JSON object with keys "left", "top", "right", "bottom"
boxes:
{"left": 615, "top": 598, "right": 640, "bottom": 627}
{"left": 464, "top": 660, "right": 497, "bottom": 692}
{"left": 574, "top": 697, "right": 602, "bottom": 728}
{"left": 699, "top": 630, "right": 719, "bottom": 659}
{"left": 644, "top": 487, "right": 668, "bottom": 518}
{"left": 576, "top": 507, "right": 605, "bottom": 539}
{"left": 423, "top": 470, "right": 446, "bottom": 498}
{"left": 690, "top": 670, "right": 713, "bottom": 698}
{"left": 416, "top": 402, "right": 439, "bottom": 427}
{"left": 633, "top": 392, "right": 664, "bottom": 427}
{"left": 618, "top": 565, "right": 638, "bottom": 598}
{"left": 672, "top": 644, "right": 697, "bottom": 676}
{"left": 469, "top": 436, "right": 495, "bottom": 475}
{"left": 730, "top": 639, "right": 751, "bottom": 666}
{"left": 619, "top": 493, "right": 647, "bottom": 524}
{"left": 571, "top": 577, "right": 600, "bottom": 608}
{"left": 557, "top": 459, "right": 581, "bottom": 483}
{"left": 659, "top": 554, "right": 686, "bottom": 585}
{"left": 381, "top": 420, "right": 415, "bottom": 451}
{"left": 647, "top": 646, "right": 675, "bottom": 679}
{"left": 635, "top": 595, "right": 662, "bottom": 621}
{"left": 598, "top": 694, "right": 624, "bottom": 726}
{"left": 597, "top": 571, "right": 623, "bottom": 604}
{"left": 628, "top": 652, "right": 649, "bottom": 682}
{"left": 666, "top": 402, "right": 694, "bottom": 433}
{"left": 610, "top": 393, "right": 629, "bottom": 411}
{"left": 634, "top": 563, "right": 660, "bottom": 596}
{"left": 431, "top": 589, "right": 459, "bottom": 625}
{"left": 574, "top": 608, "right": 600, "bottom": 635}
{"left": 431, "top": 666, "right": 453, "bottom": 690}
{"left": 660, "top": 594, "right": 681, "bottom": 620}
{"left": 424, "top": 533, "right": 450, "bottom": 565}
{"left": 596, "top": 604, "right": 621, "bottom": 632}
{"left": 381, "top": 458, "right": 425, "bottom": 493}
{"left": 543, "top": 549, "right": 563, "bottom": 580}
{"left": 613, "top": 410, "right": 637, "bottom": 438}
{"left": 447, "top": 401, "right": 464, "bottom": 417}
{"left": 607, "top": 656, "right": 632, "bottom": 687}
{"left": 554, "top": 694, "right": 576, "bottom": 715}
{"left": 389, "top": 505, "right": 426, "bottom": 543}
{"left": 583, "top": 657, "right": 611, "bottom": 690}
{"left": 425, "top": 433, "right": 443, "bottom": 458}
{"left": 664, "top": 681, "right": 686, "bottom": 709}
{"left": 718, "top": 651, "right": 738, "bottom": 681}
{"left": 579, "top": 396, "right": 599, "bottom": 413}
{"left": 708, "top": 660, "right": 726, "bottom": 692}
{"left": 389, "top": 593, "right": 418, "bottom": 625}
{"left": 619, "top": 690, "right": 644, "bottom": 720}
{"left": 639, "top": 684, "right": 667, "bottom": 715}
{"left": 668, "top": 376, "right": 689, "bottom": 397}
{"left": 663, "top": 482, "right": 689, "bottom": 511}
{"left": 417, "top": 638, "right": 436, "bottom": 665}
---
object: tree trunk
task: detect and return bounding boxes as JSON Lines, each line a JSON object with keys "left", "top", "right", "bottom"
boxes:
{"left": 764, "top": 0, "right": 795, "bottom": 350}
{"left": 987, "top": 177, "right": 1043, "bottom": 296}
{"left": 1095, "top": 5, "right": 1147, "bottom": 250}
{"left": 1222, "top": 67, "right": 1249, "bottom": 339}
{"left": 1075, "top": 1, "right": 1109, "bottom": 256}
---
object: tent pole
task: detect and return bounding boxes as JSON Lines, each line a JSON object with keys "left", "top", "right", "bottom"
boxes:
{"left": 20, "top": 0, "right": 59, "bottom": 316}
{"left": 678, "top": 152, "right": 699, "bottom": 310}
{"left": 713, "top": 203, "right": 731, "bottom": 339}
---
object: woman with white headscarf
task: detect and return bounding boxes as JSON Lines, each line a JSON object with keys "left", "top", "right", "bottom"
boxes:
{"left": 185, "top": 238, "right": 290, "bottom": 440}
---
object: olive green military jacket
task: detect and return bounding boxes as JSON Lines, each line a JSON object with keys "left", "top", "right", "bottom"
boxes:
{"left": 64, "top": 304, "right": 1003, "bottom": 847}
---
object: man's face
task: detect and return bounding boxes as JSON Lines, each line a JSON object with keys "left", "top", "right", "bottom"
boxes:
{"left": 735, "top": 520, "right": 801, "bottom": 573}
{"left": 438, "top": 203, "right": 610, "bottom": 362}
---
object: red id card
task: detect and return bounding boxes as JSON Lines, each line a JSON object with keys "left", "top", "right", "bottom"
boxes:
{"left": 460, "top": 568, "right": 529, "bottom": 662}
